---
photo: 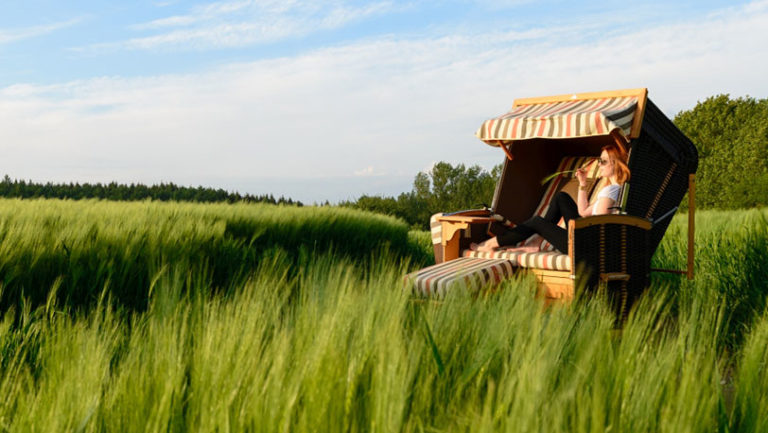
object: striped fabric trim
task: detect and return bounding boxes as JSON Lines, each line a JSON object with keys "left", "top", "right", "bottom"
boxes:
{"left": 430, "top": 212, "right": 444, "bottom": 245}
{"left": 462, "top": 249, "right": 571, "bottom": 271}
{"left": 476, "top": 97, "right": 638, "bottom": 143}
{"left": 407, "top": 257, "right": 515, "bottom": 297}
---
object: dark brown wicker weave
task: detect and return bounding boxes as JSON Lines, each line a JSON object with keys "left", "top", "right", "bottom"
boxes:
{"left": 570, "top": 217, "right": 651, "bottom": 321}
{"left": 624, "top": 100, "right": 699, "bottom": 255}
{"left": 566, "top": 100, "right": 698, "bottom": 318}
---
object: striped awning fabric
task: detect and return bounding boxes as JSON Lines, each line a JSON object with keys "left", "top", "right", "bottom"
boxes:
{"left": 476, "top": 96, "right": 638, "bottom": 144}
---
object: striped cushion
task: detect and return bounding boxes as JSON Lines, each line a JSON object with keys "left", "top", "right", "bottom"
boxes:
{"left": 462, "top": 249, "right": 571, "bottom": 271}
{"left": 406, "top": 257, "right": 515, "bottom": 297}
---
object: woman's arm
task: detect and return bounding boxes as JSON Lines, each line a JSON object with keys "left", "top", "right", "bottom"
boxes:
{"left": 575, "top": 168, "right": 592, "bottom": 217}
{"left": 591, "top": 197, "right": 617, "bottom": 216}
{"left": 577, "top": 188, "right": 592, "bottom": 217}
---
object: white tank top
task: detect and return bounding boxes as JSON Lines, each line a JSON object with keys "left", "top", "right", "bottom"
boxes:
{"left": 592, "top": 184, "right": 621, "bottom": 216}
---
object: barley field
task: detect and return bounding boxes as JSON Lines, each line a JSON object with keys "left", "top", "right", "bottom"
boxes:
{"left": 0, "top": 198, "right": 767, "bottom": 432}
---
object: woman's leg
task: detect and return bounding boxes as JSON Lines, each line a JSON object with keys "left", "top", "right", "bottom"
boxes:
{"left": 524, "top": 216, "right": 568, "bottom": 253}
{"left": 493, "top": 192, "right": 576, "bottom": 250}
{"left": 472, "top": 223, "right": 535, "bottom": 251}
{"left": 496, "top": 223, "right": 536, "bottom": 247}
{"left": 543, "top": 191, "right": 580, "bottom": 225}
{"left": 474, "top": 192, "right": 577, "bottom": 252}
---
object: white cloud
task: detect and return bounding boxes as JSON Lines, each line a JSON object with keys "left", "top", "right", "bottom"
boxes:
{"left": 134, "top": 0, "right": 253, "bottom": 30}
{"left": 354, "top": 166, "right": 376, "bottom": 176}
{"left": 3, "top": 1, "right": 768, "bottom": 202}
{"left": 0, "top": 19, "right": 81, "bottom": 45}
{"left": 86, "top": 0, "right": 398, "bottom": 51}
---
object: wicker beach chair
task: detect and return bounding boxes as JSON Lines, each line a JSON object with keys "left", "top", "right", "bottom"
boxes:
{"left": 409, "top": 88, "right": 698, "bottom": 317}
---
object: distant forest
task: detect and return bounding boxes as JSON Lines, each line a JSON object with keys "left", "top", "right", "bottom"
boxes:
{"left": 0, "top": 175, "right": 303, "bottom": 206}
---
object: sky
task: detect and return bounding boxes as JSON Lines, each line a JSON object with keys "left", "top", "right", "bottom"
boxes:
{"left": 1, "top": 0, "right": 767, "bottom": 204}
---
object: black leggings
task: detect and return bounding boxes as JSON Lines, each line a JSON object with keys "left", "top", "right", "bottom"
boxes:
{"left": 496, "top": 192, "right": 579, "bottom": 253}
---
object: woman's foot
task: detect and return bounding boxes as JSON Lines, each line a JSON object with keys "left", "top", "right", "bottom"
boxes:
{"left": 470, "top": 238, "right": 498, "bottom": 253}
{"left": 477, "top": 244, "right": 496, "bottom": 253}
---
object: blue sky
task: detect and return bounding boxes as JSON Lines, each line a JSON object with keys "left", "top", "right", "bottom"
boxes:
{"left": 1, "top": 0, "right": 767, "bottom": 203}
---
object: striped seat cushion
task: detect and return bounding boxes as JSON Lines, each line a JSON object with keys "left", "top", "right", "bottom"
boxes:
{"left": 462, "top": 249, "right": 571, "bottom": 271}
{"left": 406, "top": 257, "right": 515, "bottom": 297}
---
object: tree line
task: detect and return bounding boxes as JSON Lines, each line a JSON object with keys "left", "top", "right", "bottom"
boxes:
{"left": 340, "top": 162, "right": 501, "bottom": 230}
{"left": 346, "top": 94, "right": 768, "bottom": 229}
{"left": 0, "top": 175, "right": 303, "bottom": 206}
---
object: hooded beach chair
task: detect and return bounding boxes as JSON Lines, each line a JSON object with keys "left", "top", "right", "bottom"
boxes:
{"left": 408, "top": 88, "right": 698, "bottom": 316}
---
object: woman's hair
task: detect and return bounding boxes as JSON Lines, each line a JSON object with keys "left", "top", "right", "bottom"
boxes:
{"left": 602, "top": 143, "right": 631, "bottom": 184}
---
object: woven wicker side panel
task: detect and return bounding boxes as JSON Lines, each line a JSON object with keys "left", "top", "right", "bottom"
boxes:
{"left": 572, "top": 224, "right": 602, "bottom": 288}
{"left": 626, "top": 132, "right": 690, "bottom": 254}
{"left": 573, "top": 223, "right": 650, "bottom": 317}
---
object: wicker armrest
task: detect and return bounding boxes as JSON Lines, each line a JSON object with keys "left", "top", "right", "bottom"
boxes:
{"left": 567, "top": 215, "right": 652, "bottom": 272}
{"left": 571, "top": 214, "right": 652, "bottom": 231}
{"left": 567, "top": 215, "right": 652, "bottom": 319}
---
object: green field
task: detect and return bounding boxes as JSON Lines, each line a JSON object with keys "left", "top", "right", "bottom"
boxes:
{"left": 1, "top": 198, "right": 767, "bottom": 432}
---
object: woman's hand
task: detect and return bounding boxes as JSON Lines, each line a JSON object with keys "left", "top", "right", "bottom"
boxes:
{"left": 575, "top": 168, "right": 592, "bottom": 216}
{"left": 575, "top": 168, "right": 587, "bottom": 186}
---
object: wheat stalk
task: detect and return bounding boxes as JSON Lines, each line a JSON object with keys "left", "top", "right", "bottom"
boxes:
{"left": 540, "top": 159, "right": 599, "bottom": 185}
{"left": 540, "top": 170, "right": 577, "bottom": 185}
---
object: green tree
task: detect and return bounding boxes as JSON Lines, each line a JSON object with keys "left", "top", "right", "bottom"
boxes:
{"left": 348, "top": 162, "right": 501, "bottom": 229}
{"left": 674, "top": 95, "right": 768, "bottom": 208}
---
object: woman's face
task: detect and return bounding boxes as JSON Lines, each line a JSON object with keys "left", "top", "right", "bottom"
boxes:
{"left": 599, "top": 150, "right": 614, "bottom": 179}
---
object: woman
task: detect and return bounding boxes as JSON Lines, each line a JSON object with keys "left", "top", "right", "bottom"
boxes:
{"left": 471, "top": 143, "right": 631, "bottom": 253}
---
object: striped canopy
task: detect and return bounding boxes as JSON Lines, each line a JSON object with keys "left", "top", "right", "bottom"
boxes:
{"left": 476, "top": 90, "right": 647, "bottom": 145}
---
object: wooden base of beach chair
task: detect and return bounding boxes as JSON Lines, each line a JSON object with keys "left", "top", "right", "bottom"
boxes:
{"left": 531, "top": 269, "right": 574, "bottom": 301}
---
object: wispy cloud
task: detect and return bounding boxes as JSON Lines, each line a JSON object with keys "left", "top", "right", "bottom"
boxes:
{"left": 134, "top": 0, "right": 253, "bottom": 30}
{"left": 354, "top": 166, "right": 377, "bottom": 176}
{"left": 0, "top": 19, "right": 81, "bottom": 45}
{"left": 81, "top": 0, "right": 398, "bottom": 52}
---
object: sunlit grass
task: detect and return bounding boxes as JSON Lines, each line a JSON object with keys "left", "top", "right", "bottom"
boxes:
{"left": 0, "top": 198, "right": 427, "bottom": 312}
{"left": 0, "top": 199, "right": 766, "bottom": 431}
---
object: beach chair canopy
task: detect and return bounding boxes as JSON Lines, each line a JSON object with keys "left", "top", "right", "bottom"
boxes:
{"left": 476, "top": 88, "right": 698, "bottom": 256}
{"left": 476, "top": 90, "right": 642, "bottom": 143}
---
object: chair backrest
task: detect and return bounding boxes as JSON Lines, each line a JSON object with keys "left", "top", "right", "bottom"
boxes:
{"left": 516, "top": 156, "right": 606, "bottom": 251}
{"left": 533, "top": 156, "right": 599, "bottom": 216}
